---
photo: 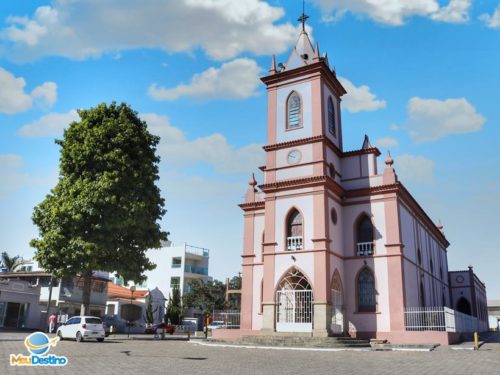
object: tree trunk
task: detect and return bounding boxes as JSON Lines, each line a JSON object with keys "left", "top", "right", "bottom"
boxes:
{"left": 80, "top": 272, "right": 93, "bottom": 316}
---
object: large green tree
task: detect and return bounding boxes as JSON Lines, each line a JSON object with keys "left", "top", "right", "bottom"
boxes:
{"left": 183, "top": 279, "right": 226, "bottom": 314}
{"left": 31, "top": 102, "right": 167, "bottom": 315}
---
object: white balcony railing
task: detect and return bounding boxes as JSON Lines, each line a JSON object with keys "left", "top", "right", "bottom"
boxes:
{"left": 404, "top": 306, "right": 479, "bottom": 333}
{"left": 287, "top": 236, "right": 303, "bottom": 251}
{"left": 185, "top": 244, "right": 209, "bottom": 257}
{"left": 356, "top": 242, "right": 374, "bottom": 256}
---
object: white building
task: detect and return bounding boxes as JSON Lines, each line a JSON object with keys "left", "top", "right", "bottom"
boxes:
{"left": 144, "top": 242, "right": 211, "bottom": 300}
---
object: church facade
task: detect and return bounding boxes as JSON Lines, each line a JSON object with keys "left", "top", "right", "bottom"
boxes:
{"left": 237, "top": 27, "right": 488, "bottom": 344}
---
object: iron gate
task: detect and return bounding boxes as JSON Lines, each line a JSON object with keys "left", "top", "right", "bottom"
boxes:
{"left": 275, "top": 290, "right": 313, "bottom": 332}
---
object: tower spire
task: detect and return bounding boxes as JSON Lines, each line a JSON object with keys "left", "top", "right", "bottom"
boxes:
{"left": 298, "top": 0, "right": 309, "bottom": 32}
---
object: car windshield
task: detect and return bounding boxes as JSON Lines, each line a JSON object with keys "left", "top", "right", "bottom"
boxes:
{"left": 86, "top": 318, "right": 102, "bottom": 324}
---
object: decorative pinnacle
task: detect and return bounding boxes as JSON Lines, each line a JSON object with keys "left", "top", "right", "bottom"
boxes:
{"left": 269, "top": 55, "right": 276, "bottom": 74}
{"left": 249, "top": 173, "right": 257, "bottom": 187}
{"left": 437, "top": 220, "right": 443, "bottom": 230}
{"left": 298, "top": 0, "right": 309, "bottom": 31}
{"left": 313, "top": 42, "right": 320, "bottom": 62}
{"left": 385, "top": 150, "right": 394, "bottom": 167}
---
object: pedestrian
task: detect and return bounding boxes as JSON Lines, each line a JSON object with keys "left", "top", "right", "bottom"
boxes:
{"left": 48, "top": 313, "right": 57, "bottom": 333}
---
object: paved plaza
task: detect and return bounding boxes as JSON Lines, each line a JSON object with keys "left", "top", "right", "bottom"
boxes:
{"left": 1, "top": 333, "right": 500, "bottom": 375}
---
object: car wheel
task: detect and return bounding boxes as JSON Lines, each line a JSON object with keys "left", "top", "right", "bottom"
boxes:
{"left": 97, "top": 338, "right": 104, "bottom": 342}
{"left": 57, "top": 331, "right": 64, "bottom": 341}
{"left": 76, "top": 331, "right": 84, "bottom": 342}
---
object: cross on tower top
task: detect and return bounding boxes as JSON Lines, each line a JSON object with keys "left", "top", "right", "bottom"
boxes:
{"left": 298, "top": 0, "right": 309, "bottom": 31}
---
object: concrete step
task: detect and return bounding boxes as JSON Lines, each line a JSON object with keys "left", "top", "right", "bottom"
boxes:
{"left": 234, "top": 335, "right": 371, "bottom": 348}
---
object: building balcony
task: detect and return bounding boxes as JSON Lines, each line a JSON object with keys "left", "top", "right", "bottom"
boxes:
{"left": 357, "top": 242, "right": 374, "bottom": 256}
{"left": 185, "top": 244, "right": 209, "bottom": 257}
{"left": 287, "top": 236, "right": 303, "bottom": 251}
{"left": 184, "top": 265, "right": 208, "bottom": 276}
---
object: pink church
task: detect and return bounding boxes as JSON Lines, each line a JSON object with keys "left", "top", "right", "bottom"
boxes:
{"left": 235, "top": 26, "right": 488, "bottom": 345}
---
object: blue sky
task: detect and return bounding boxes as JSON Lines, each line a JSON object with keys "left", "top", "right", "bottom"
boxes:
{"left": 0, "top": 0, "right": 499, "bottom": 298}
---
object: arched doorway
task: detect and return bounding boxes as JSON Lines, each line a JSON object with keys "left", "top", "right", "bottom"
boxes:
{"left": 456, "top": 297, "right": 472, "bottom": 315}
{"left": 330, "top": 270, "right": 344, "bottom": 334}
{"left": 275, "top": 268, "right": 313, "bottom": 332}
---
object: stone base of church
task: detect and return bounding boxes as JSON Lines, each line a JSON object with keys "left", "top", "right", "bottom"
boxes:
{"left": 353, "top": 330, "right": 462, "bottom": 345}
{"left": 312, "top": 303, "right": 332, "bottom": 337}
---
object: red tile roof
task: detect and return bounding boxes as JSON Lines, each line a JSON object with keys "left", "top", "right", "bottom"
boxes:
{"left": 107, "top": 283, "right": 148, "bottom": 300}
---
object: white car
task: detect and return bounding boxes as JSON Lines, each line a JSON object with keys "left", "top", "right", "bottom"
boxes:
{"left": 56, "top": 316, "right": 105, "bottom": 342}
{"left": 207, "top": 320, "right": 225, "bottom": 330}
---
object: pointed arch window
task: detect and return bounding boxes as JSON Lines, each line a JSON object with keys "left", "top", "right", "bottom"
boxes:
{"left": 286, "top": 209, "right": 303, "bottom": 251}
{"left": 420, "top": 280, "right": 426, "bottom": 307}
{"left": 356, "top": 215, "right": 374, "bottom": 256}
{"left": 328, "top": 96, "right": 336, "bottom": 137}
{"left": 357, "top": 268, "right": 376, "bottom": 312}
{"left": 287, "top": 91, "right": 302, "bottom": 129}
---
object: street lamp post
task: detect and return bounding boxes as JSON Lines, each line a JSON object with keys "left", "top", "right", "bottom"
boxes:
{"left": 127, "top": 285, "right": 136, "bottom": 339}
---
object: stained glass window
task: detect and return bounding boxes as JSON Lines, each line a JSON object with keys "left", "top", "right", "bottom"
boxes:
{"left": 287, "top": 92, "right": 301, "bottom": 129}
{"left": 328, "top": 97, "right": 336, "bottom": 136}
{"left": 357, "top": 268, "right": 376, "bottom": 312}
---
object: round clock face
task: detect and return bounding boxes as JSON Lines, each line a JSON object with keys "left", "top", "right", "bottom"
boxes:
{"left": 456, "top": 275, "right": 464, "bottom": 283}
{"left": 287, "top": 149, "right": 302, "bottom": 165}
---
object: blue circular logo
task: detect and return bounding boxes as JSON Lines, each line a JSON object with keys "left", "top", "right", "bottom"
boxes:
{"left": 25, "top": 332, "right": 51, "bottom": 356}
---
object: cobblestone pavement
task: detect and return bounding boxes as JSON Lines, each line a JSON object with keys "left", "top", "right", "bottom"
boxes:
{"left": 1, "top": 334, "right": 499, "bottom": 375}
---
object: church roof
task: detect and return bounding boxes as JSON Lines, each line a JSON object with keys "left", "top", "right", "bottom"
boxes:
{"left": 283, "top": 30, "right": 316, "bottom": 71}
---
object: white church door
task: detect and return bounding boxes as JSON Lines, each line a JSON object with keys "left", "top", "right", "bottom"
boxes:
{"left": 275, "top": 269, "right": 313, "bottom": 332}
{"left": 330, "top": 270, "right": 344, "bottom": 334}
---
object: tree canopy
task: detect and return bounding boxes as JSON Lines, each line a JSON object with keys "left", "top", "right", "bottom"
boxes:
{"left": 30, "top": 102, "right": 167, "bottom": 313}
{"left": 0, "top": 252, "right": 23, "bottom": 272}
{"left": 182, "top": 279, "right": 227, "bottom": 314}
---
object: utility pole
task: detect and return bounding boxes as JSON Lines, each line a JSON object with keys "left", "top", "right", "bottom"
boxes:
{"left": 45, "top": 274, "right": 54, "bottom": 333}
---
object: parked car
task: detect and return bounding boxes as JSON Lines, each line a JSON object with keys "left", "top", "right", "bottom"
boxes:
{"left": 103, "top": 315, "right": 127, "bottom": 335}
{"left": 144, "top": 322, "right": 176, "bottom": 335}
{"left": 56, "top": 316, "right": 105, "bottom": 342}
{"left": 207, "top": 320, "right": 225, "bottom": 330}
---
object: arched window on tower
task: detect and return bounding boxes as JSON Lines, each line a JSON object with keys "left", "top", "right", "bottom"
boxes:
{"left": 286, "top": 209, "right": 303, "bottom": 251}
{"left": 328, "top": 96, "right": 336, "bottom": 137}
{"left": 356, "top": 215, "right": 374, "bottom": 256}
{"left": 357, "top": 268, "right": 376, "bottom": 312}
{"left": 287, "top": 91, "right": 302, "bottom": 129}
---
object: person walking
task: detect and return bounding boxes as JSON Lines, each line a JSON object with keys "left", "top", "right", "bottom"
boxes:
{"left": 48, "top": 313, "right": 57, "bottom": 333}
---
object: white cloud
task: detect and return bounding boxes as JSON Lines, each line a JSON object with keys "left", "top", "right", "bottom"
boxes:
{"left": 31, "top": 81, "right": 57, "bottom": 109}
{"left": 0, "top": 67, "right": 57, "bottom": 114}
{"left": 338, "top": 76, "right": 386, "bottom": 113}
{"left": 313, "top": 0, "right": 470, "bottom": 26}
{"left": 405, "top": 97, "right": 485, "bottom": 142}
{"left": 0, "top": 154, "right": 28, "bottom": 198}
{"left": 394, "top": 154, "right": 434, "bottom": 184}
{"left": 149, "top": 58, "right": 262, "bottom": 101}
{"left": 18, "top": 110, "right": 79, "bottom": 138}
{"left": 1, "top": 0, "right": 300, "bottom": 62}
{"left": 141, "top": 113, "right": 264, "bottom": 174}
{"left": 431, "top": 0, "right": 471, "bottom": 23}
{"left": 479, "top": 5, "right": 500, "bottom": 29}
{"left": 375, "top": 137, "right": 398, "bottom": 149}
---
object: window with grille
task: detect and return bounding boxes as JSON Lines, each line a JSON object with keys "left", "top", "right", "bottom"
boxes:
{"left": 287, "top": 91, "right": 301, "bottom": 129}
{"left": 356, "top": 215, "right": 374, "bottom": 256}
{"left": 357, "top": 268, "right": 376, "bottom": 312}
{"left": 170, "top": 277, "right": 180, "bottom": 289}
{"left": 328, "top": 97, "right": 336, "bottom": 136}
{"left": 171, "top": 257, "right": 182, "bottom": 268}
{"left": 286, "top": 209, "right": 303, "bottom": 250}
{"left": 287, "top": 210, "right": 302, "bottom": 237}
